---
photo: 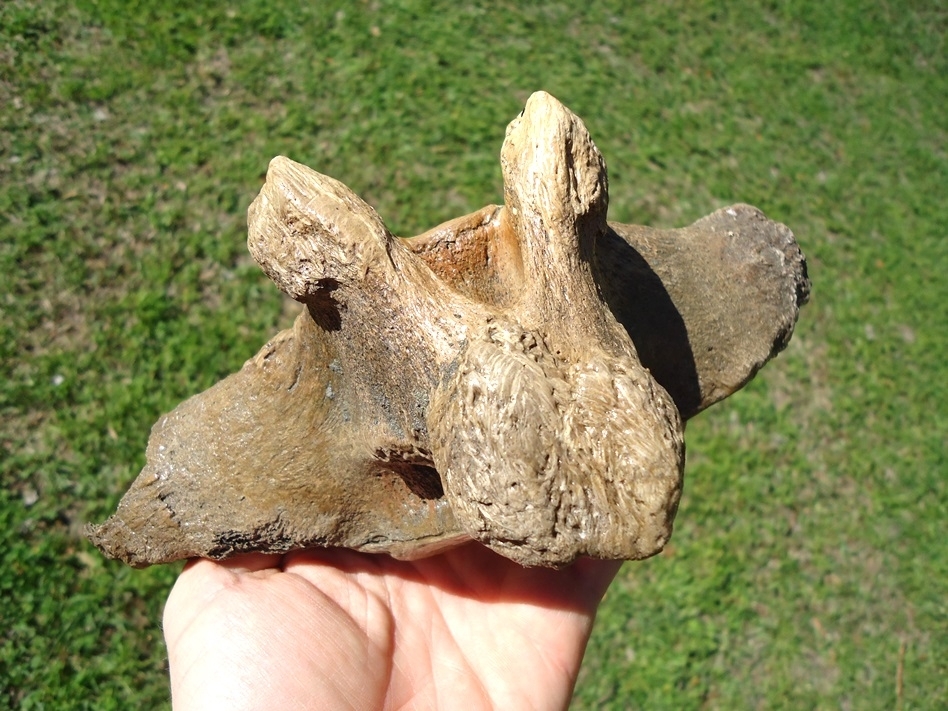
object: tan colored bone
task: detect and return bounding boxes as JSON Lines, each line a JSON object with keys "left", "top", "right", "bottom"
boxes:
{"left": 87, "top": 92, "right": 808, "bottom": 568}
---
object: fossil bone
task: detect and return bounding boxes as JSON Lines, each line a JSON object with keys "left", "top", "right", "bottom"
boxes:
{"left": 87, "top": 92, "right": 809, "bottom": 568}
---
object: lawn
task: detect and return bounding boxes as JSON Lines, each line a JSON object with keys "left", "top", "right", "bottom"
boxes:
{"left": 1, "top": 0, "right": 945, "bottom": 708}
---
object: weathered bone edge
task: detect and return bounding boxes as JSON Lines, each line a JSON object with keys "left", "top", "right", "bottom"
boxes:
{"left": 87, "top": 92, "right": 809, "bottom": 568}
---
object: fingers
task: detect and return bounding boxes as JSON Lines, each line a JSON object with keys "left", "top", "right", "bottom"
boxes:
{"left": 197, "top": 552, "right": 286, "bottom": 575}
{"left": 569, "top": 557, "right": 624, "bottom": 607}
{"left": 164, "top": 555, "right": 284, "bottom": 646}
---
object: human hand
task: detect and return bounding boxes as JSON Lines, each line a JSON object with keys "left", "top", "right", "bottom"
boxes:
{"left": 163, "top": 544, "right": 621, "bottom": 710}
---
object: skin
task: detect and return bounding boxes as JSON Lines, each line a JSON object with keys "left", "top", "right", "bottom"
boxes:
{"left": 163, "top": 545, "right": 622, "bottom": 711}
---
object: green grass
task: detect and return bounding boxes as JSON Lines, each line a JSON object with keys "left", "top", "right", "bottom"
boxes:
{"left": 1, "top": 0, "right": 945, "bottom": 707}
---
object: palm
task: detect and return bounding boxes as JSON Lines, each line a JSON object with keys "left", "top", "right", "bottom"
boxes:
{"left": 163, "top": 544, "right": 621, "bottom": 710}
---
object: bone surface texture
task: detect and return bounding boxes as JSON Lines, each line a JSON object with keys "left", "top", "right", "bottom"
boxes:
{"left": 88, "top": 92, "right": 809, "bottom": 568}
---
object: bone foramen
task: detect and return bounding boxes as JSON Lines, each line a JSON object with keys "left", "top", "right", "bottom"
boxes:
{"left": 88, "top": 92, "right": 809, "bottom": 568}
